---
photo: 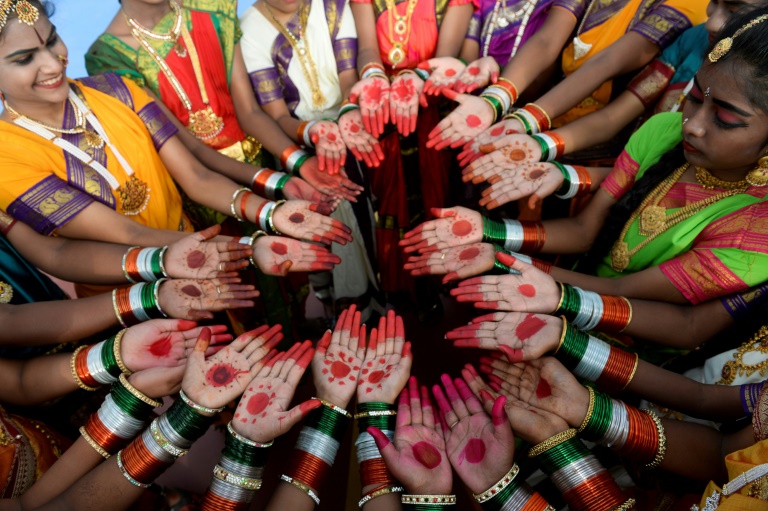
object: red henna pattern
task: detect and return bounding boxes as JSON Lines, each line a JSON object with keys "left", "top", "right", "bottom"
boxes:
{"left": 289, "top": 213, "right": 305, "bottom": 224}
{"left": 458, "top": 438, "right": 486, "bottom": 464}
{"left": 468, "top": 67, "right": 480, "bottom": 76}
{"left": 490, "top": 126, "right": 504, "bottom": 137}
{"left": 148, "top": 335, "right": 173, "bottom": 357}
{"left": 451, "top": 219, "right": 473, "bottom": 237}
{"left": 515, "top": 314, "right": 546, "bottom": 341}
{"left": 181, "top": 285, "right": 202, "bottom": 297}
{"left": 270, "top": 242, "right": 288, "bottom": 255}
{"left": 535, "top": 377, "right": 552, "bottom": 399}
{"left": 458, "top": 247, "right": 480, "bottom": 261}
{"left": 186, "top": 250, "right": 206, "bottom": 269}
{"left": 321, "top": 351, "right": 359, "bottom": 385}
{"left": 466, "top": 115, "right": 482, "bottom": 128}
{"left": 517, "top": 284, "right": 536, "bottom": 297}
{"left": 205, "top": 363, "right": 247, "bottom": 387}
{"left": 412, "top": 442, "right": 442, "bottom": 469}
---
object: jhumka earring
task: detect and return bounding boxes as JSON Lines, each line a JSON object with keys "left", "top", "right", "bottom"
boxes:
{"left": 746, "top": 156, "right": 768, "bottom": 187}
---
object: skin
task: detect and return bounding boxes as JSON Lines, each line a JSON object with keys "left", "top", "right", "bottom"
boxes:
{"left": 338, "top": 108, "right": 386, "bottom": 167}
{"left": 250, "top": 235, "right": 342, "bottom": 275}
{"left": 404, "top": 242, "right": 496, "bottom": 284}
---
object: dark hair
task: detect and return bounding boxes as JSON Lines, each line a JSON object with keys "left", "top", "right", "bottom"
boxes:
{"left": 579, "top": 4, "right": 768, "bottom": 274}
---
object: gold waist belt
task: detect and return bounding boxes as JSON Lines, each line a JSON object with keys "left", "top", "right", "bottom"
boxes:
{"left": 218, "top": 135, "right": 262, "bottom": 163}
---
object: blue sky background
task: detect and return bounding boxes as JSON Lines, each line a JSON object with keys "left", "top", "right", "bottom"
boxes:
{"left": 58, "top": 1, "right": 252, "bottom": 79}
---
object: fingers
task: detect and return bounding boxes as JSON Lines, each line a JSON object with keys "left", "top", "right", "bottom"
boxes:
{"left": 440, "top": 374, "right": 469, "bottom": 418}
{"left": 193, "top": 327, "right": 212, "bottom": 353}
{"left": 454, "top": 377, "right": 484, "bottom": 415}
{"left": 368, "top": 426, "right": 397, "bottom": 463}
{"left": 315, "top": 329, "right": 332, "bottom": 355}
{"left": 192, "top": 224, "right": 222, "bottom": 241}
{"left": 385, "top": 310, "right": 396, "bottom": 354}
{"left": 408, "top": 376, "right": 423, "bottom": 425}
{"left": 244, "top": 324, "right": 284, "bottom": 360}
{"left": 491, "top": 395, "right": 508, "bottom": 427}
{"left": 397, "top": 387, "right": 412, "bottom": 428}
{"left": 285, "top": 341, "right": 314, "bottom": 385}
{"left": 421, "top": 385, "right": 436, "bottom": 429}
{"left": 281, "top": 398, "right": 323, "bottom": 431}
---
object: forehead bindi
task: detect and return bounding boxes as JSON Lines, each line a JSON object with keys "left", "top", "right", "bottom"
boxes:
{"left": 696, "top": 65, "right": 755, "bottom": 115}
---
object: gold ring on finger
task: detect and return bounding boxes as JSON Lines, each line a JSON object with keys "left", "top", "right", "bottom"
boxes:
{"left": 449, "top": 420, "right": 460, "bottom": 429}
{"left": 215, "top": 286, "right": 221, "bottom": 295}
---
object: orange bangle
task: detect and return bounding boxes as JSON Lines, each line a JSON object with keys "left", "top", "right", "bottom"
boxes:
{"left": 280, "top": 144, "right": 301, "bottom": 168}
{"left": 76, "top": 346, "right": 100, "bottom": 389}
{"left": 524, "top": 103, "right": 552, "bottom": 131}
{"left": 520, "top": 221, "right": 545, "bottom": 253}
{"left": 574, "top": 166, "right": 592, "bottom": 196}
{"left": 495, "top": 78, "right": 519, "bottom": 103}
{"left": 287, "top": 450, "right": 330, "bottom": 494}
{"left": 239, "top": 191, "right": 252, "bottom": 222}
{"left": 296, "top": 121, "right": 309, "bottom": 146}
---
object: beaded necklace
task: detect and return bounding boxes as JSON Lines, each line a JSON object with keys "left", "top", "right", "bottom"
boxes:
{"left": 124, "top": 0, "right": 187, "bottom": 57}
{"left": 481, "top": 0, "right": 538, "bottom": 59}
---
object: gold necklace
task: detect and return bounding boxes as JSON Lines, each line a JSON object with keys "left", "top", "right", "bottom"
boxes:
{"left": 384, "top": 0, "right": 419, "bottom": 68}
{"left": 695, "top": 166, "right": 751, "bottom": 190}
{"left": 610, "top": 163, "right": 745, "bottom": 272}
{"left": 128, "top": 11, "right": 225, "bottom": 140}
{"left": 4, "top": 100, "right": 83, "bottom": 135}
{"left": 4, "top": 98, "right": 104, "bottom": 149}
{"left": 717, "top": 325, "right": 768, "bottom": 385}
{"left": 123, "top": 0, "right": 187, "bottom": 57}
{"left": 572, "top": 0, "right": 596, "bottom": 60}
{"left": 264, "top": 2, "right": 325, "bottom": 108}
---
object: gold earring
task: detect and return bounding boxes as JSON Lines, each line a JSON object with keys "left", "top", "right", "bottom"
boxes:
{"left": 746, "top": 156, "right": 768, "bottom": 187}
{"left": 57, "top": 55, "right": 69, "bottom": 67}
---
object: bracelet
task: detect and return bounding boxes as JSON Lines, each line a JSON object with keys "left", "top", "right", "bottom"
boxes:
{"left": 533, "top": 131, "right": 565, "bottom": 162}
{"left": 80, "top": 426, "right": 111, "bottom": 459}
{"left": 642, "top": 409, "right": 666, "bottom": 469}
{"left": 122, "top": 246, "right": 166, "bottom": 283}
{"left": 179, "top": 389, "right": 224, "bottom": 416}
{"left": 354, "top": 410, "right": 397, "bottom": 419}
{"left": 251, "top": 169, "right": 290, "bottom": 200}
{"left": 227, "top": 422, "right": 274, "bottom": 448}
{"left": 281, "top": 474, "right": 321, "bottom": 505}
{"left": 71, "top": 346, "right": 99, "bottom": 391}
{"left": 150, "top": 419, "right": 190, "bottom": 458}
{"left": 230, "top": 187, "right": 248, "bottom": 221}
{"left": 360, "top": 62, "right": 386, "bottom": 78}
{"left": 523, "top": 103, "right": 552, "bottom": 131}
{"left": 528, "top": 428, "right": 577, "bottom": 457}
{"left": 314, "top": 397, "right": 352, "bottom": 418}
{"left": 512, "top": 108, "right": 539, "bottom": 134}
{"left": 401, "top": 495, "right": 457, "bottom": 505}
{"left": 358, "top": 484, "right": 405, "bottom": 507}
{"left": 113, "top": 328, "right": 132, "bottom": 375}
{"left": 247, "top": 230, "right": 269, "bottom": 268}
{"left": 213, "top": 465, "right": 262, "bottom": 490}
{"left": 113, "top": 282, "right": 168, "bottom": 327}
{"left": 495, "top": 77, "right": 519, "bottom": 103}
{"left": 116, "top": 450, "right": 152, "bottom": 488}
{"left": 577, "top": 386, "right": 596, "bottom": 433}
{"left": 280, "top": 145, "right": 310, "bottom": 174}
{"left": 473, "top": 464, "right": 519, "bottom": 502}
{"left": 267, "top": 199, "right": 286, "bottom": 235}
{"left": 253, "top": 200, "right": 276, "bottom": 232}
{"left": 119, "top": 374, "right": 162, "bottom": 408}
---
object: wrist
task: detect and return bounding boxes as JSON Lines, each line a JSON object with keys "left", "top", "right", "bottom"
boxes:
{"left": 114, "top": 281, "right": 168, "bottom": 327}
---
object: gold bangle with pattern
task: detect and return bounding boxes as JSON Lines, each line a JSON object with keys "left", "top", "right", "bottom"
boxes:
{"left": 79, "top": 426, "right": 111, "bottom": 458}
{"left": 528, "top": 428, "right": 577, "bottom": 458}
{"left": 118, "top": 373, "right": 162, "bottom": 408}
{"left": 71, "top": 346, "right": 99, "bottom": 391}
{"left": 113, "top": 329, "right": 132, "bottom": 375}
{"left": 577, "top": 386, "right": 595, "bottom": 432}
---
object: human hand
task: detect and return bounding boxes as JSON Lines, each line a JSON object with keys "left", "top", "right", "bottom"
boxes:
{"left": 446, "top": 312, "right": 562, "bottom": 362}
{"left": 399, "top": 206, "right": 483, "bottom": 254}
{"left": 457, "top": 118, "right": 525, "bottom": 167}
{"left": 281, "top": 177, "right": 341, "bottom": 215}
{"left": 479, "top": 163, "right": 564, "bottom": 210}
{"left": 309, "top": 121, "right": 347, "bottom": 175}
{"left": 251, "top": 235, "right": 341, "bottom": 276}
{"left": 312, "top": 305, "right": 366, "bottom": 409}
{"left": 181, "top": 324, "right": 284, "bottom": 409}
{"left": 128, "top": 365, "right": 185, "bottom": 399}
{"left": 449, "top": 253, "right": 560, "bottom": 311}
{"left": 232, "top": 340, "right": 321, "bottom": 443}
{"left": 462, "top": 137, "right": 541, "bottom": 185}
{"left": 298, "top": 156, "right": 364, "bottom": 202}
{"left": 426, "top": 90, "right": 495, "bottom": 150}
{"left": 433, "top": 374, "right": 514, "bottom": 494}
{"left": 452, "top": 56, "right": 499, "bottom": 93}
{"left": 404, "top": 243, "right": 496, "bottom": 284}
{"left": 338, "top": 109, "right": 386, "bottom": 168}
{"left": 418, "top": 57, "right": 466, "bottom": 96}
{"left": 272, "top": 200, "right": 354, "bottom": 246}
{"left": 368, "top": 377, "right": 452, "bottom": 494}
{"left": 165, "top": 225, "right": 251, "bottom": 280}
{"left": 390, "top": 71, "right": 427, "bottom": 137}
{"left": 349, "top": 76, "right": 390, "bottom": 138}
{"left": 158, "top": 278, "right": 260, "bottom": 321}
{"left": 121, "top": 319, "right": 232, "bottom": 372}
{"left": 477, "top": 356, "right": 588, "bottom": 433}
{"left": 357, "top": 310, "right": 412, "bottom": 404}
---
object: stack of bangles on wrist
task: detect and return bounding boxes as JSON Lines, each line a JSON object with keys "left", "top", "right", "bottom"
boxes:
{"left": 741, "top": 381, "right": 766, "bottom": 415}
{"left": 552, "top": 162, "right": 592, "bottom": 200}
{"left": 491, "top": 245, "right": 552, "bottom": 275}
{"left": 280, "top": 144, "right": 311, "bottom": 176}
{"left": 251, "top": 169, "right": 290, "bottom": 201}
{"left": 553, "top": 283, "right": 633, "bottom": 333}
{"left": 201, "top": 423, "right": 272, "bottom": 510}
{"left": 529, "top": 429, "right": 634, "bottom": 511}
{"left": 296, "top": 120, "right": 318, "bottom": 148}
{"left": 70, "top": 329, "right": 132, "bottom": 391}
{"left": 578, "top": 387, "right": 667, "bottom": 469}
{"left": 401, "top": 494, "right": 457, "bottom": 509}
{"left": 122, "top": 246, "right": 169, "bottom": 283}
{"left": 112, "top": 281, "right": 168, "bottom": 328}
{"left": 555, "top": 320, "right": 639, "bottom": 394}
{"left": 480, "top": 78, "right": 519, "bottom": 124}
{"left": 482, "top": 216, "right": 546, "bottom": 253}
{"left": 80, "top": 374, "right": 160, "bottom": 459}
{"left": 356, "top": 402, "right": 401, "bottom": 508}
{"left": 338, "top": 99, "right": 360, "bottom": 120}
{"left": 230, "top": 187, "right": 285, "bottom": 234}
{"left": 117, "top": 390, "right": 223, "bottom": 488}
{"left": 471, "top": 464, "right": 552, "bottom": 511}
{"left": 507, "top": 103, "right": 551, "bottom": 135}
{"left": 360, "top": 62, "right": 388, "bottom": 82}
{"left": 531, "top": 131, "right": 565, "bottom": 162}
{"left": 282, "top": 398, "right": 352, "bottom": 505}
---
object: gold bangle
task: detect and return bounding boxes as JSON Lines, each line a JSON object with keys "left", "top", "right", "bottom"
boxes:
{"left": 473, "top": 464, "right": 519, "bottom": 502}
{"left": 70, "top": 346, "right": 99, "bottom": 391}
{"left": 401, "top": 495, "right": 456, "bottom": 504}
{"left": 622, "top": 354, "right": 639, "bottom": 391}
{"left": 496, "top": 77, "right": 519, "bottom": 99}
{"left": 641, "top": 410, "right": 666, "bottom": 469}
{"left": 227, "top": 422, "right": 274, "bottom": 448}
{"left": 179, "top": 388, "right": 224, "bottom": 416}
{"left": 396, "top": 69, "right": 416, "bottom": 76}
{"left": 555, "top": 316, "right": 568, "bottom": 353}
{"left": 354, "top": 410, "right": 397, "bottom": 419}
{"left": 118, "top": 373, "right": 162, "bottom": 408}
{"left": 358, "top": 484, "right": 405, "bottom": 508}
{"left": 619, "top": 296, "right": 633, "bottom": 332}
{"left": 528, "top": 428, "right": 577, "bottom": 458}
{"left": 79, "top": 426, "right": 111, "bottom": 459}
{"left": 267, "top": 199, "right": 286, "bottom": 236}
{"left": 555, "top": 282, "right": 565, "bottom": 313}
{"left": 112, "top": 289, "right": 126, "bottom": 328}
{"left": 248, "top": 230, "right": 269, "bottom": 267}
{"left": 577, "top": 386, "right": 595, "bottom": 432}
{"left": 526, "top": 103, "right": 552, "bottom": 129}
{"left": 313, "top": 397, "right": 352, "bottom": 418}
{"left": 213, "top": 465, "right": 262, "bottom": 490}
{"left": 281, "top": 475, "right": 320, "bottom": 505}
{"left": 113, "top": 328, "right": 132, "bottom": 375}
{"left": 614, "top": 498, "right": 637, "bottom": 511}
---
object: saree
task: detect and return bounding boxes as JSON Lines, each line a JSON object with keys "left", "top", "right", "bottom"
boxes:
{"left": 466, "top": 0, "right": 553, "bottom": 67}
{"left": 85, "top": 0, "right": 260, "bottom": 161}
{"left": 626, "top": 23, "right": 708, "bottom": 113}
{"left": 596, "top": 113, "right": 768, "bottom": 304}
{"left": 0, "top": 74, "right": 190, "bottom": 297}
{"left": 552, "top": 0, "right": 707, "bottom": 125}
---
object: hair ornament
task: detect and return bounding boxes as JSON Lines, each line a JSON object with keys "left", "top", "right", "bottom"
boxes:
{"left": 709, "top": 14, "right": 768, "bottom": 62}
{"left": 0, "top": 0, "right": 40, "bottom": 34}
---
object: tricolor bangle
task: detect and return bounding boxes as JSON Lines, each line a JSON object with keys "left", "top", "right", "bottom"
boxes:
{"left": 230, "top": 187, "right": 249, "bottom": 221}
{"left": 338, "top": 102, "right": 360, "bottom": 120}
{"left": 482, "top": 217, "right": 546, "bottom": 253}
{"left": 81, "top": 391, "right": 149, "bottom": 457}
{"left": 512, "top": 108, "right": 540, "bottom": 134}
{"left": 122, "top": 246, "right": 166, "bottom": 283}
{"left": 532, "top": 131, "right": 565, "bottom": 162}
{"left": 483, "top": 86, "right": 512, "bottom": 115}
{"left": 480, "top": 93, "right": 504, "bottom": 123}
{"left": 356, "top": 402, "right": 398, "bottom": 490}
{"left": 297, "top": 120, "right": 317, "bottom": 148}
{"left": 84, "top": 336, "right": 122, "bottom": 385}
{"left": 554, "top": 283, "right": 633, "bottom": 333}
{"left": 113, "top": 281, "right": 168, "bottom": 327}
{"left": 523, "top": 103, "right": 552, "bottom": 131}
{"left": 554, "top": 321, "right": 638, "bottom": 394}
{"left": 280, "top": 145, "right": 310, "bottom": 175}
{"left": 360, "top": 62, "right": 386, "bottom": 79}
{"left": 414, "top": 67, "right": 430, "bottom": 81}
{"left": 71, "top": 345, "right": 100, "bottom": 391}
{"left": 117, "top": 426, "right": 183, "bottom": 488}
{"left": 495, "top": 78, "right": 519, "bottom": 104}
{"left": 535, "top": 432, "right": 628, "bottom": 511}
{"left": 253, "top": 201, "right": 276, "bottom": 233}
{"left": 553, "top": 162, "right": 577, "bottom": 199}
{"left": 492, "top": 246, "right": 553, "bottom": 275}
{"left": 251, "top": 169, "right": 290, "bottom": 200}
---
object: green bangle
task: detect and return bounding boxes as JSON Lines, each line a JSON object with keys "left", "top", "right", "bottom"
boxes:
{"left": 480, "top": 94, "right": 503, "bottom": 123}
{"left": 555, "top": 322, "right": 590, "bottom": 369}
{"left": 531, "top": 134, "right": 550, "bottom": 162}
{"left": 304, "top": 405, "right": 350, "bottom": 441}
{"left": 101, "top": 336, "right": 121, "bottom": 378}
{"left": 110, "top": 379, "right": 155, "bottom": 419}
{"left": 481, "top": 216, "right": 507, "bottom": 245}
{"left": 537, "top": 435, "right": 591, "bottom": 475}
{"left": 293, "top": 154, "right": 311, "bottom": 176}
{"left": 274, "top": 175, "right": 291, "bottom": 200}
{"left": 578, "top": 388, "right": 613, "bottom": 441}
{"left": 511, "top": 112, "right": 533, "bottom": 135}
{"left": 552, "top": 162, "right": 571, "bottom": 196}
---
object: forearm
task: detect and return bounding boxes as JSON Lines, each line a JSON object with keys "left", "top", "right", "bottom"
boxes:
{"left": 459, "top": 38, "right": 480, "bottom": 62}
{"left": 0, "top": 295, "right": 117, "bottom": 346}
{"left": 659, "top": 419, "right": 728, "bottom": 482}
{"left": 339, "top": 70, "right": 358, "bottom": 101}
{"left": 236, "top": 107, "right": 297, "bottom": 157}
{"left": 356, "top": 46, "right": 384, "bottom": 70}
{"left": 435, "top": 4, "right": 473, "bottom": 58}
{"left": 2, "top": 353, "right": 76, "bottom": 405}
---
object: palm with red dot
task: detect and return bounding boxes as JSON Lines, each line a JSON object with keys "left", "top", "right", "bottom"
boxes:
{"left": 452, "top": 56, "right": 499, "bottom": 94}
{"left": 404, "top": 242, "right": 496, "bottom": 284}
{"left": 272, "top": 200, "right": 354, "bottom": 246}
{"left": 338, "top": 109, "right": 385, "bottom": 168}
{"left": 400, "top": 206, "right": 483, "bottom": 254}
{"left": 479, "top": 162, "right": 563, "bottom": 210}
{"left": 427, "top": 90, "right": 495, "bottom": 150}
{"left": 367, "top": 377, "right": 452, "bottom": 494}
{"left": 232, "top": 340, "right": 321, "bottom": 443}
{"left": 418, "top": 57, "right": 466, "bottom": 96}
{"left": 462, "top": 138, "right": 540, "bottom": 185}
{"left": 165, "top": 225, "right": 251, "bottom": 280}
{"left": 311, "top": 305, "right": 366, "bottom": 409}
{"left": 457, "top": 118, "right": 525, "bottom": 168}
{"left": 158, "top": 278, "right": 260, "bottom": 321}
{"left": 251, "top": 236, "right": 342, "bottom": 276}
{"left": 357, "top": 310, "right": 412, "bottom": 404}
{"left": 349, "top": 76, "right": 390, "bottom": 138}
{"left": 389, "top": 72, "right": 426, "bottom": 137}
{"left": 297, "top": 156, "right": 364, "bottom": 202}
{"left": 309, "top": 121, "right": 347, "bottom": 175}
{"left": 432, "top": 374, "right": 515, "bottom": 494}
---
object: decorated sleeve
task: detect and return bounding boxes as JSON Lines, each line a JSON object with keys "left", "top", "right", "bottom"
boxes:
{"left": 659, "top": 205, "right": 768, "bottom": 303}
{"left": 625, "top": 59, "right": 675, "bottom": 108}
{"left": 334, "top": 1, "right": 358, "bottom": 73}
{"left": 466, "top": 10, "right": 482, "bottom": 41}
{"left": 631, "top": 0, "right": 704, "bottom": 50}
{"left": 552, "top": 0, "right": 586, "bottom": 20}
{"left": 84, "top": 38, "right": 147, "bottom": 88}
